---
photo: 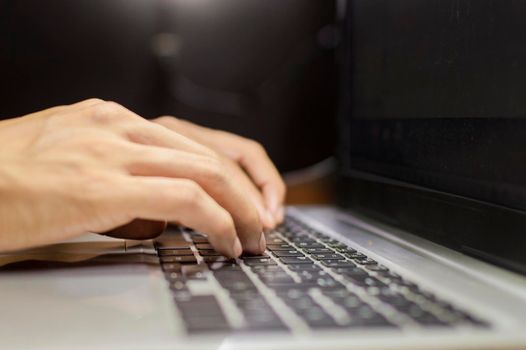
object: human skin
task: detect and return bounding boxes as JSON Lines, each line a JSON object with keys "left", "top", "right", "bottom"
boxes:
{"left": 0, "top": 99, "right": 285, "bottom": 258}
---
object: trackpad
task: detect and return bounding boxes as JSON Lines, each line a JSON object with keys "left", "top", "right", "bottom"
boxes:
{"left": 0, "top": 247, "right": 178, "bottom": 349}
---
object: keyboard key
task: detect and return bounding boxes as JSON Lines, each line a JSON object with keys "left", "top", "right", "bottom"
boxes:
{"left": 195, "top": 243, "right": 213, "bottom": 250}
{"left": 335, "top": 247, "right": 357, "bottom": 254}
{"left": 314, "top": 277, "right": 343, "bottom": 289}
{"left": 295, "top": 242, "right": 325, "bottom": 249}
{"left": 282, "top": 295, "right": 318, "bottom": 313}
{"left": 354, "top": 258, "right": 378, "bottom": 266}
{"left": 175, "top": 295, "right": 231, "bottom": 333}
{"left": 345, "top": 275, "right": 387, "bottom": 288}
{"left": 323, "top": 289, "right": 357, "bottom": 300}
{"left": 287, "top": 264, "right": 322, "bottom": 271}
{"left": 208, "top": 262, "right": 240, "bottom": 271}
{"left": 191, "top": 236, "right": 209, "bottom": 243}
{"left": 160, "top": 256, "right": 198, "bottom": 264}
{"left": 365, "top": 264, "right": 389, "bottom": 272}
{"left": 215, "top": 271, "right": 257, "bottom": 291}
{"left": 318, "top": 237, "right": 340, "bottom": 244}
{"left": 156, "top": 241, "right": 191, "bottom": 250}
{"left": 203, "top": 256, "right": 236, "bottom": 264}
{"left": 276, "top": 287, "right": 310, "bottom": 299}
{"left": 258, "top": 271, "right": 292, "bottom": 280}
{"left": 375, "top": 271, "right": 403, "bottom": 282}
{"left": 260, "top": 276, "right": 296, "bottom": 287}
{"left": 279, "top": 256, "right": 313, "bottom": 265}
{"left": 266, "top": 243, "right": 293, "bottom": 251}
{"left": 327, "top": 242, "right": 348, "bottom": 249}
{"left": 395, "top": 280, "right": 420, "bottom": 291}
{"left": 198, "top": 250, "right": 221, "bottom": 257}
{"left": 251, "top": 265, "right": 285, "bottom": 274}
{"left": 161, "top": 263, "right": 182, "bottom": 272}
{"left": 292, "top": 237, "right": 318, "bottom": 244}
{"left": 336, "top": 267, "right": 369, "bottom": 277}
{"left": 298, "top": 306, "right": 338, "bottom": 328}
{"left": 345, "top": 308, "right": 397, "bottom": 328}
{"left": 399, "top": 303, "right": 449, "bottom": 326}
{"left": 338, "top": 296, "right": 366, "bottom": 310}
{"left": 232, "top": 295, "right": 287, "bottom": 331}
{"left": 345, "top": 252, "right": 367, "bottom": 259}
{"left": 170, "top": 280, "right": 188, "bottom": 292}
{"left": 272, "top": 250, "right": 305, "bottom": 257}
{"left": 241, "top": 253, "right": 269, "bottom": 260}
{"left": 243, "top": 311, "right": 287, "bottom": 331}
{"left": 296, "top": 269, "right": 330, "bottom": 280}
{"left": 320, "top": 260, "right": 356, "bottom": 268}
{"left": 303, "top": 247, "right": 333, "bottom": 254}
{"left": 243, "top": 258, "right": 277, "bottom": 266}
{"left": 313, "top": 253, "right": 345, "bottom": 260}
{"left": 182, "top": 265, "right": 209, "bottom": 280}
{"left": 158, "top": 249, "right": 194, "bottom": 256}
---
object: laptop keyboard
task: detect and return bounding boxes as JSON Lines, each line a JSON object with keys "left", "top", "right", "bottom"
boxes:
{"left": 154, "top": 216, "right": 489, "bottom": 334}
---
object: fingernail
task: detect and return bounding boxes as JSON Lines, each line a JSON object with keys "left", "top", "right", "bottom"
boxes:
{"left": 233, "top": 237, "right": 242, "bottom": 257}
{"left": 259, "top": 233, "right": 266, "bottom": 252}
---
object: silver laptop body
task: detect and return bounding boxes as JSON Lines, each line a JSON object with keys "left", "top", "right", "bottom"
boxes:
{"left": 1, "top": 206, "right": 525, "bottom": 350}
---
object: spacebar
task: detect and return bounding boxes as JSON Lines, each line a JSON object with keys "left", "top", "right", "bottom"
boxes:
{"left": 175, "top": 295, "right": 231, "bottom": 333}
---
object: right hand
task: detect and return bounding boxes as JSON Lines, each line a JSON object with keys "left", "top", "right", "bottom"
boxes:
{"left": 0, "top": 99, "right": 265, "bottom": 258}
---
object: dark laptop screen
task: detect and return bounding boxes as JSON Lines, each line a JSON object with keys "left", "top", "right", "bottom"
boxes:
{"left": 342, "top": 0, "right": 526, "bottom": 274}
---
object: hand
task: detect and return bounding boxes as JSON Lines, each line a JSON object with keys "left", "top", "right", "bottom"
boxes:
{"left": 153, "top": 116, "right": 286, "bottom": 230}
{"left": 0, "top": 99, "right": 266, "bottom": 257}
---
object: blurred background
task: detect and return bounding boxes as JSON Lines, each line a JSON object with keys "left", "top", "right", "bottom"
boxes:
{"left": 0, "top": 0, "right": 340, "bottom": 179}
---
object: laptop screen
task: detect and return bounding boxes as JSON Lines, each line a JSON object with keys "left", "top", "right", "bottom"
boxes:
{"left": 341, "top": 0, "right": 526, "bottom": 274}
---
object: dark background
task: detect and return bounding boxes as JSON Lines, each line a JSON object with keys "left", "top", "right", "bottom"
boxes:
{"left": 0, "top": 0, "right": 339, "bottom": 172}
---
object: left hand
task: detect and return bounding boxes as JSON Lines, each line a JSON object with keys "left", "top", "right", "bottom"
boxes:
{"left": 154, "top": 116, "right": 286, "bottom": 230}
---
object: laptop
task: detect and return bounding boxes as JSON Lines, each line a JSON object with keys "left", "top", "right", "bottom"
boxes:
{"left": 1, "top": 0, "right": 526, "bottom": 349}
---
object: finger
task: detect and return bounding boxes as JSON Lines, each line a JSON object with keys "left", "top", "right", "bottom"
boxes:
{"left": 230, "top": 138, "right": 286, "bottom": 223}
{"left": 117, "top": 177, "right": 243, "bottom": 258}
{"left": 122, "top": 144, "right": 264, "bottom": 254}
{"left": 225, "top": 160, "right": 276, "bottom": 230}
{"left": 154, "top": 117, "right": 286, "bottom": 222}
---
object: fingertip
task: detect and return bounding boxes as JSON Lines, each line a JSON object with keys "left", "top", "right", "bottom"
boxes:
{"left": 254, "top": 202, "right": 274, "bottom": 229}
{"left": 264, "top": 210, "right": 276, "bottom": 229}
{"left": 276, "top": 206, "right": 285, "bottom": 224}
{"left": 233, "top": 237, "right": 242, "bottom": 257}
{"left": 259, "top": 233, "right": 266, "bottom": 253}
{"left": 264, "top": 186, "right": 281, "bottom": 218}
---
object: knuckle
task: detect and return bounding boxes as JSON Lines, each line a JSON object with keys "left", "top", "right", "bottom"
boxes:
{"left": 82, "top": 98, "right": 105, "bottom": 105}
{"left": 87, "top": 101, "right": 131, "bottom": 124}
{"left": 178, "top": 179, "right": 203, "bottom": 205}
{"left": 248, "top": 139, "right": 266, "bottom": 155}
{"left": 104, "top": 101, "right": 126, "bottom": 112}
{"left": 85, "top": 141, "right": 110, "bottom": 158}
{"left": 154, "top": 116, "right": 175, "bottom": 125}
{"left": 83, "top": 138, "right": 123, "bottom": 160}
{"left": 201, "top": 157, "right": 228, "bottom": 186}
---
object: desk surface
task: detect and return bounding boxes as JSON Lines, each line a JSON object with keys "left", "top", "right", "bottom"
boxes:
{"left": 285, "top": 173, "right": 336, "bottom": 205}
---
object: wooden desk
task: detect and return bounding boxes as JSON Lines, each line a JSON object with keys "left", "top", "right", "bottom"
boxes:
{"left": 285, "top": 173, "right": 336, "bottom": 205}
